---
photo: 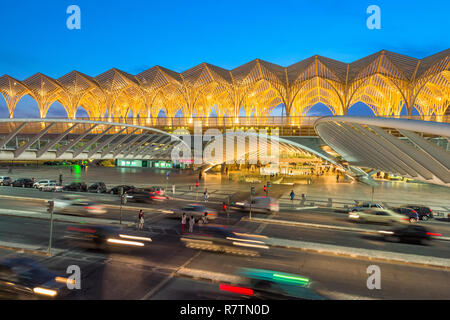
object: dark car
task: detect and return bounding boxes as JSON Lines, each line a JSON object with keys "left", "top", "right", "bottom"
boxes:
{"left": 11, "top": 178, "right": 34, "bottom": 188}
{"left": 87, "top": 182, "right": 107, "bottom": 193}
{"left": 0, "top": 258, "right": 70, "bottom": 299}
{"left": 64, "top": 224, "right": 151, "bottom": 250}
{"left": 63, "top": 182, "right": 87, "bottom": 192}
{"left": 392, "top": 207, "right": 419, "bottom": 222}
{"left": 401, "top": 205, "right": 434, "bottom": 221}
{"left": 380, "top": 224, "right": 441, "bottom": 245}
{"left": 0, "top": 176, "right": 12, "bottom": 186}
{"left": 109, "top": 185, "right": 135, "bottom": 195}
{"left": 181, "top": 225, "right": 269, "bottom": 256}
{"left": 126, "top": 188, "right": 166, "bottom": 203}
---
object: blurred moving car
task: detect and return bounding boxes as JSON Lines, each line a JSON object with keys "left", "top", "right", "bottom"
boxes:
{"left": 348, "top": 209, "right": 410, "bottom": 224}
{"left": 64, "top": 224, "right": 152, "bottom": 249}
{"left": 63, "top": 182, "right": 87, "bottom": 192}
{"left": 0, "top": 258, "right": 71, "bottom": 299}
{"left": 87, "top": 182, "right": 107, "bottom": 193}
{"left": 219, "top": 268, "right": 325, "bottom": 300}
{"left": 11, "top": 178, "right": 34, "bottom": 188}
{"left": 234, "top": 197, "right": 279, "bottom": 213}
{"left": 40, "top": 183, "right": 63, "bottom": 192}
{"left": 172, "top": 204, "right": 218, "bottom": 221}
{"left": 181, "top": 225, "right": 269, "bottom": 256}
{"left": 149, "top": 186, "right": 166, "bottom": 196}
{"left": 379, "top": 225, "right": 441, "bottom": 244}
{"left": 33, "top": 180, "right": 56, "bottom": 189}
{"left": 126, "top": 188, "right": 166, "bottom": 203}
{"left": 401, "top": 205, "right": 434, "bottom": 221}
{"left": 54, "top": 195, "right": 106, "bottom": 215}
{"left": 109, "top": 185, "right": 135, "bottom": 195}
{"left": 349, "top": 202, "right": 385, "bottom": 212}
{"left": 0, "top": 176, "right": 12, "bottom": 186}
{"left": 392, "top": 207, "right": 419, "bottom": 222}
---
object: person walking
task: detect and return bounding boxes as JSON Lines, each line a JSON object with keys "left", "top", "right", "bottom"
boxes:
{"left": 204, "top": 189, "right": 209, "bottom": 202}
{"left": 290, "top": 190, "right": 295, "bottom": 203}
{"left": 181, "top": 213, "right": 187, "bottom": 233}
{"left": 189, "top": 215, "right": 195, "bottom": 233}
{"left": 336, "top": 174, "right": 340, "bottom": 183}
{"left": 138, "top": 209, "right": 144, "bottom": 230}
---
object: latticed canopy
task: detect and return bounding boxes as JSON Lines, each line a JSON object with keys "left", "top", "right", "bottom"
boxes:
{"left": 1, "top": 49, "right": 449, "bottom": 122}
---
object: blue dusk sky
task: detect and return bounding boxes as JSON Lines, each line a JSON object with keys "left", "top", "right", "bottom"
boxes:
{"left": 0, "top": 0, "right": 448, "bottom": 118}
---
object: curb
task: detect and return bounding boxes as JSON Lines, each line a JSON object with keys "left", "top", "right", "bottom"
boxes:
{"left": 267, "top": 241, "right": 450, "bottom": 271}
{"left": 241, "top": 217, "right": 450, "bottom": 241}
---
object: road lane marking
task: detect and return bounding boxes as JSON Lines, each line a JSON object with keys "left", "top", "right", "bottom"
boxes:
{"left": 140, "top": 251, "right": 202, "bottom": 300}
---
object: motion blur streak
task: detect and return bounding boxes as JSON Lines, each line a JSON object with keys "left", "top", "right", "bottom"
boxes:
{"left": 232, "top": 242, "right": 269, "bottom": 249}
{"left": 219, "top": 284, "right": 253, "bottom": 296}
{"left": 119, "top": 234, "right": 152, "bottom": 242}
{"left": 273, "top": 273, "right": 309, "bottom": 285}
{"left": 55, "top": 277, "right": 75, "bottom": 285}
{"left": 226, "top": 237, "right": 265, "bottom": 244}
{"left": 33, "top": 287, "right": 57, "bottom": 297}
{"left": 107, "top": 238, "right": 145, "bottom": 247}
{"left": 233, "top": 233, "right": 268, "bottom": 239}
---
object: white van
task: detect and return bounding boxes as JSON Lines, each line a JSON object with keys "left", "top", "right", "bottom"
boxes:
{"left": 235, "top": 197, "right": 279, "bottom": 213}
{"left": 34, "top": 180, "right": 57, "bottom": 189}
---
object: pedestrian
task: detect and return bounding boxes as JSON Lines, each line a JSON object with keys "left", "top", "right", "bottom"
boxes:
{"left": 290, "top": 190, "right": 295, "bottom": 202}
{"left": 59, "top": 174, "right": 63, "bottom": 185}
{"left": 336, "top": 174, "right": 340, "bottom": 183}
{"left": 202, "top": 212, "right": 209, "bottom": 224}
{"left": 204, "top": 189, "right": 209, "bottom": 202}
{"left": 138, "top": 209, "right": 144, "bottom": 230}
{"left": 199, "top": 172, "right": 202, "bottom": 181}
{"left": 181, "top": 213, "right": 187, "bottom": 233}
{"left": 189, "top": 215, "right": 195, "bottom": 232}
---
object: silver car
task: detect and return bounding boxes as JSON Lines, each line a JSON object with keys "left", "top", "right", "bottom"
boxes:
{"left": 348, "top": 209, "right": 409, "bottom": 225}
{"left": 349, "top": 202, "right": 384, "bottom": 212}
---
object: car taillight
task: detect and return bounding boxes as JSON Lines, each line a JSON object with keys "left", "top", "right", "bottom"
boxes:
{"left": 426, "top": 232, "right": 441, "bottom": 236}
{"left": 66, "top": 226, "right": 96, "bottom": 233}
{"left": 412, "top": 210, "right": 417, "bottom": 214}
{"left": 219, "top": 284, "right": 253, "bottom": 296}
{"left": 401, "top": 218, "right": 409, "bottom": 221}
{"left": 430, "top": 210, "right": 433, "bottom": 215}
{"left": 85, "top": 206, "right": 99, "bottom": 210}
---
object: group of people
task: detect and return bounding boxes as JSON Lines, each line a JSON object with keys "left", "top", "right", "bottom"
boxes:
{"left": 181, "top": 212, "right": 208, "bottom": 233}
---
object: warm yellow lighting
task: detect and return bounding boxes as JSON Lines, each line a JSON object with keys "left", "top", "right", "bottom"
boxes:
{"left": 119, "top": 234, "right": 152, "bottom": 242}
{"left": 33, "top": 287, "right": 58, "bottom": 297}
{"left": 107, "top": 238, "right": 145, "bottom": 246}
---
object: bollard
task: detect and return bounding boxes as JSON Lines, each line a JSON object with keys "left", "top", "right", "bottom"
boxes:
{"left": 327, "top": 198, "right": 332, "bottom": 208}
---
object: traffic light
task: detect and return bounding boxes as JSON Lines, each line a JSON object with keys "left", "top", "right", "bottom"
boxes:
{"left": 267, "top": 181, "right": 271, "bottom": 188}
{"left": 47, "top": 200, "right": 54, "bottom": 214}
{"left": 195, "top": 181, "right": 199, "bottom": 188}
{"left": 251, "top": 186, "right": 256, "bottom": 195}
{"left": 263, "top": 185, "right": 267, "bottom": 192}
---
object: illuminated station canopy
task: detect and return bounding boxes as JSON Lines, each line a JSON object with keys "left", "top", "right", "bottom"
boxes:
{"left": 0, "top": 49, "right": 448, "bottom": 123}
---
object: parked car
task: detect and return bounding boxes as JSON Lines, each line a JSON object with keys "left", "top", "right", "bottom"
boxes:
{"left": 87, "top": 182, "right": 107, "bottom": 193}
{"left": 234, "top": 197, "right": 279, "bottom": 213}
{"left": 109, "top": 185, "right": 135, "bottom": 195}
{"left": 34, "top": 180, "right": 56, "bottom": 189}
{"left": 349, "top": 202, "right": 385, "bottom": 212}
{"left": 348, "top": 208, "right": 410, "bottom": 225}
{"left": 63, "top": 182, "right": 87, "bottom": 192}
{"left": 379, "top": 225, "right": 441, "bottom": 245}
{"left": 392, "top": 207, "right": 419, "bottom": 223}
{"left": 0, "top": 176, "right": 12, "bottom": 186}
{"left": 401, "top": 205, "right": 434, "bottom": 221}
{"left": 54, "top": 195, "right": 106, "bottom": 216}
{"left": 40, "top": 183, "right": 63, "bottom": 192}
{"left": 172, "top": 204, "right": 218, "bottom": 221}
{"left": 11, "top": 178, "right": 34, "bottom": 188}
{"left": 0, "top": 257, "right": 70, "bottom": 299}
